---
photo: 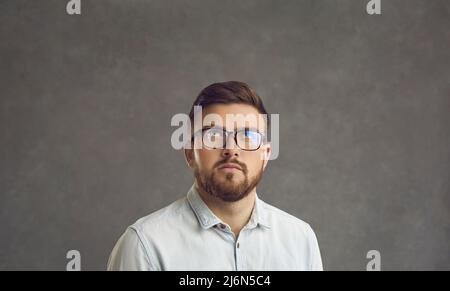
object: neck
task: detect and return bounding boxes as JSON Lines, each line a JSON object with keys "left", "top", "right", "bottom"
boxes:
{"left": 195, "top": 182, "right": 256, "bottom": 238}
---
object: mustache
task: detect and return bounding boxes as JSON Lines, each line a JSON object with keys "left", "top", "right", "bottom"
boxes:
{"left": 214, "top": 158, "right": 247, "bottom": 173}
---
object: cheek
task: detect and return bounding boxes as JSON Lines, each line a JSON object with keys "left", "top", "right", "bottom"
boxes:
{"left": 195, "top": 149, "right": 220, "bottom": 170}
{"left": 242, "top": 153, "right": 265, "bottom": 174}
{"left": 248, "top": 162, "right": 264, "bottom": 176}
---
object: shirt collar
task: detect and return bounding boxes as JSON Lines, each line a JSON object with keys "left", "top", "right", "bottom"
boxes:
{"left": 186, "top": 184, "right": 271, "bottom": 230}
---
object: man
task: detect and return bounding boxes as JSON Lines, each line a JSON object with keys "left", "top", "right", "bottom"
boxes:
{"left": 107, "top": 81, "right": 323, "bottom": 271}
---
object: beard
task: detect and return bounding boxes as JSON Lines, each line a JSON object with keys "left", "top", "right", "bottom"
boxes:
{"left": 194, "top": 158, "right": 264, "bottom": 202}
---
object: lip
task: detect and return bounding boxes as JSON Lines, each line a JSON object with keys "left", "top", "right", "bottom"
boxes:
{"left": 217, "top": 163, "right": 243, "bottom": 171}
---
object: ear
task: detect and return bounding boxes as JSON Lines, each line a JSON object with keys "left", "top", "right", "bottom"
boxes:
{"left": 261, "top": 143, "right": 271, "bottom": 170}
{"left": 184, "top": 148, "right": 195, "bottom": 169}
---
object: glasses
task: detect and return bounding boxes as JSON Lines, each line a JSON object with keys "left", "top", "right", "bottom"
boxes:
{"left": 193, "top": 127, "right": 265, "bottom": 151}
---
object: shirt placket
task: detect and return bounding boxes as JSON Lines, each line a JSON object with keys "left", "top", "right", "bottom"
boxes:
{"left": 214, "top": 223, "right": 249, "bottom": 271}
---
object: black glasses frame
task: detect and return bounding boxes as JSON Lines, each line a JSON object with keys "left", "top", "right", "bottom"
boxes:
{"left": 192, "top": 127, "right": 265, "bottom": 151}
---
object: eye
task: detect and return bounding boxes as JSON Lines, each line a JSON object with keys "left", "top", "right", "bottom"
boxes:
{"left": 206, "top": 129, "right": 222, "bottom": 139}
{"left": 203, "top": 128, "right": 225, "bottom": 149}
{"left": 244, "top": 130, "right": 257, "bottom": 139}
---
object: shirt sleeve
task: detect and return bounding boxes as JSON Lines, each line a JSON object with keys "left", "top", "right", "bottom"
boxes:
{"left": 306, "top": 224, "right": 323, "bottom": 271}
{"left": 107, "top": 227, "right": 152, "bottom": 271}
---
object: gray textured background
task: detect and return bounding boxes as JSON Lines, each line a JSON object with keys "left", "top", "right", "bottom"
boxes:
{"left": 1, "top": 0, "right": 449, "bottom": 271}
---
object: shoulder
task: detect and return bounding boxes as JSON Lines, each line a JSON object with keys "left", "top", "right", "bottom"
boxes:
{"left": 130, "top": 196, "right": 193, "bottom": 234}
{"left": 258, "top": 198, "right": 323, "bottom": 270}
{"left": 107, "top": 197, "right": 192, "bottom": 271}
{"left": 259, "top": 199, "right": 316, "bottom": 238}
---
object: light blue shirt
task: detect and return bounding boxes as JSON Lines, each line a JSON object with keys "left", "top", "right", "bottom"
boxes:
{"left": 107, "top": 184, "right": 323, "bottom": 271}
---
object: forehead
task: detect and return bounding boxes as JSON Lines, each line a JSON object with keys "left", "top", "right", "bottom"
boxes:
{"left": 201, "top": 104, "right": 266, "bottom": 131}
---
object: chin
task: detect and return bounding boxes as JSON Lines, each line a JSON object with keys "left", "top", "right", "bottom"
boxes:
{"left": 222, "top": 174, "right": 244, "bottom": 182}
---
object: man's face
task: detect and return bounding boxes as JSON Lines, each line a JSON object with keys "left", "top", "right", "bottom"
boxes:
{"left": 185, "top": 104, "right": 271, "bottom": 202}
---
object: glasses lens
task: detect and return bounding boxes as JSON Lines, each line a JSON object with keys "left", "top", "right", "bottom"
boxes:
{"left": 236, "top": 130, "right": 262, "bottom": 150}
{"left": 203, "top": 128, "right": 224, "bottom": 149}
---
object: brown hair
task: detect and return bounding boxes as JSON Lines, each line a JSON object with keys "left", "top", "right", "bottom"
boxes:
{"left": 188, "top": 81, "right": 270, "bottom": 129}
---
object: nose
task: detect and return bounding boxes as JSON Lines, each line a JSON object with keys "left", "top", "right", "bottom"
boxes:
{"left": 221, "top": 134, "right": 240, "bottom": 158}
